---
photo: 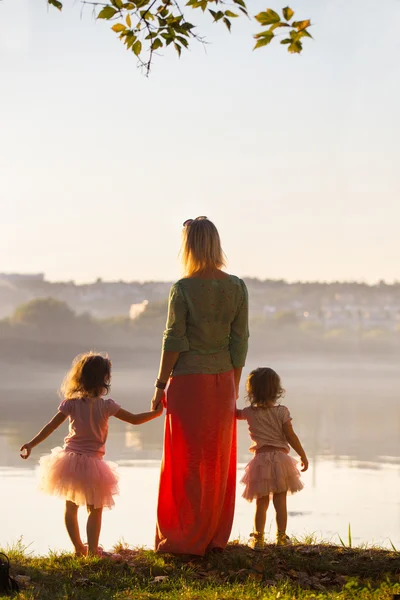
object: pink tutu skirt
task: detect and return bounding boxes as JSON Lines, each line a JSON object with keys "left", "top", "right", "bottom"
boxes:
{"left": 241, "top": 450, "right": 304, "bottom": 502}
{"left": 38, "top": 447, "right": 119, "bottom": 509}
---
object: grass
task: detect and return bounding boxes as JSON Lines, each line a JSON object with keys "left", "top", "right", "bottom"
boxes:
{"left": 338, "top": 523, "right": 353, "bottom": 549}
{"left": 2, "top": 538, "right": 400, "bottom": 599}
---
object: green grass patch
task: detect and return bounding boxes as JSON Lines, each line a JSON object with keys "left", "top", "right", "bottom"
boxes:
{"left": 2, "top": 538, "right": 400, "bottom": 599}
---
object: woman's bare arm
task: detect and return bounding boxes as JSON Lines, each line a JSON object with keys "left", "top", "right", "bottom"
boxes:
{"left": 157, "top": 350, "right": 180, "bottom": 383}
{"left": 151, "top": 350, "right": 180, "bottom": 410}
{"left": 233, "top": 367, "right": 243, "bottom": 400}
{"left": 20, "top": 412, "right": 67, "bottom": 459}
{"left": 283, "top": 421, "right": 309, "bottom": 471}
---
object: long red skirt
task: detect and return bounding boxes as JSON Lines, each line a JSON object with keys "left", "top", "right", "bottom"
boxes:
{"left": 155, "top": 370, "right": 237, "bottom": 555}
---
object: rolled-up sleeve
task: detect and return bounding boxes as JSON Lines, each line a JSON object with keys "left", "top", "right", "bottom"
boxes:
{"left": 230, "top": 279, "right": 249, "bottom": 368}
{"left": 162, "top": 282, "right": 189, "bottom": 353}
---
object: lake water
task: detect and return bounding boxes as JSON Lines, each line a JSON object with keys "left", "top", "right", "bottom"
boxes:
{"left": 1, "top": 356, "right": 400, "bottom": 554}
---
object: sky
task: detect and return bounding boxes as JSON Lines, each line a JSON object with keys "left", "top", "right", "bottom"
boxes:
{"left": 0, "top": 0, "right": 399, "bottom": 284}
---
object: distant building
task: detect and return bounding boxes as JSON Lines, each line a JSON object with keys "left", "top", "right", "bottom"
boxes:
{"left": 0, "top": 273, "right": 45, "bottom": 282}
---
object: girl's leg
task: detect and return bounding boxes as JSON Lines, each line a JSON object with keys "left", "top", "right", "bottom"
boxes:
{"left": 273, "top": 491, "right": 288, "bottom": 534}
{"left": 254, "top": 496, "right": 270, "bottom": 534}
{"left": 86, "top": 505, "right": 103, "bottom": 555}
{"left": 65, "top": 501, "right": 86, "bottom": 555}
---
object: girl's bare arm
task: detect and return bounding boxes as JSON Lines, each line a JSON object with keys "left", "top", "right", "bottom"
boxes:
{"left": 283, "top": 421, "right": 309, "bottom": 471}
{"left": 236, "top": 408, "right": 246, "bottom": 420}
{"left": 114, "top": 406, "right": 163, "bottom": 426}
{"left": 20, "top": 412, "right": 67, "bottom": 459}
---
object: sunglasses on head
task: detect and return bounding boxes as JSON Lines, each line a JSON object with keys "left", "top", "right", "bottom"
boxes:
{"left": 183, "top": 216, "right": 208, "bottom": 227}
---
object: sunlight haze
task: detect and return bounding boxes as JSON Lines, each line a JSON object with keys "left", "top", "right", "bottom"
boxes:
{"left": 1, "top": 0, "right": 399, "bottom": 283}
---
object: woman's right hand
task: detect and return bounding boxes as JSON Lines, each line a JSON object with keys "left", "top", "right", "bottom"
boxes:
{"left": 20, "top": 443, "right": 32, "bottom": 459}
{"left": 151, "top": 388, "right": 165, "bottom": 412}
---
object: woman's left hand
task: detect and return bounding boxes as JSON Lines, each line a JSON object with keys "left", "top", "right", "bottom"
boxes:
{"left": 151, "top": 387, "right": 165, "bottom": 411}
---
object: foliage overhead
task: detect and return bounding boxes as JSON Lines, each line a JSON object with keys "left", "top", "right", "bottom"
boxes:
{"left": 47, "top": 0, "right": 312, "bottom": 73}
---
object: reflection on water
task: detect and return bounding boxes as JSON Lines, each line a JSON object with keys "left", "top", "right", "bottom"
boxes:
{"left": 1, "top": 460, "right": 400, "bottom": 554}
{"left": 1, "top": 357, "right": 400, "bottom": 553}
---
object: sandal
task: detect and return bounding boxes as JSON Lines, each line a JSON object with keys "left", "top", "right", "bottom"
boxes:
{"left": 248, "top": 532, "right": 265, "bottom": 551}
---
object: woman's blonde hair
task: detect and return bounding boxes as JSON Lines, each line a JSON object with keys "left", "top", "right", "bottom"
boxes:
{"left": 60, "top": 352, "right": 112, "bottom": 399}
{"left": 181, "top": 216, "right": 226, "bottom": 276}
{"left": 246, "top": 367, "right": 285, "bottom": 408}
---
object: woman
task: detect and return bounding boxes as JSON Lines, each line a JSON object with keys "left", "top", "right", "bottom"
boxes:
{"left": 151, "top": 216, "right": 249, "bottom": 555}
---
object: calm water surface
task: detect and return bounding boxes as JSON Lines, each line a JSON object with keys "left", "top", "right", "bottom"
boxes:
{"left": 1, "top": 357, "right": 400, "bottom": 554}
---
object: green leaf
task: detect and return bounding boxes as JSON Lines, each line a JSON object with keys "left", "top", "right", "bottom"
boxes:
{"left": 174, "top": 42, "right": 182, "bottom": 56}
{"left": 254, "top": 30, "right": 276, "bottom": 39}
{"left": 293, "top": 29, "right": 313, "bottom": 40}
{"left": 48, "top": 0, "right": 62, "bottom": 10}
{"left": 280, "top": 38, "right": 291, "bottom": 44}
{"left": 126, "top": 34, "right": 137, "bottom": 49}
{"left": 151, "top": 38, "right": 163, "bottom": 50}
{"left": 255, "top": 9, "right": 280, "bottom": 26}
{"left": 253, "top": 31, "right": 274, "bottom": 49}
{"left": 225, "top": 10, "right": 238, "bottom": 17}
{"left": 177, "top": 36, "right": 189, "bottom": 47}
{"left": 176, "top": 26, "right": 190, "bottom": 36}
{"left": 181, "top": 22, "right": 195, "bottom": 31}
{"left": 223, "top": 17, "right": 231, "bottom": 31}
{"left": 142, "top": 12, "right": 154, "bottom": 20}
{"left": 132, "top": 40, "right": 142, "bottom": 55}
{"left": 112, "top": 0, "right": 123, "bottom": 8}
{"left": 126, "top": 13, "right": 132, "bottom": 27}
{"left": 111, "top": 23, "right": 126, "bottom": 32}
{"left": 123, "top": 3, "right": 136, "bottom": 9}
{"left": 209, "top": 10, "right": 224, "bottom": 21}
{"left": 289, "top": 28, "right": 312, "bottom": 43}
{"left": 97, "top": 6, "right": 118, "bottom": 19}
{"left": 288, "top": 40, "right": 302, "bottom": 53}
{"left": 282, "top": 6, "right": 294, "bottom": 21}
{"left": 270, "top": 22, "right": 290, "bottom": 31}
{"left": 233, "top": 0, "right": 247, "bottom": 8}
{"left": 168, "top": 15, "right": 183, "bottom": 24}
{"left": 189, "top": 0, "right": 206, "bottom": 9}
{"left": 293, "top": 19, "right": 311, "bottom": 31}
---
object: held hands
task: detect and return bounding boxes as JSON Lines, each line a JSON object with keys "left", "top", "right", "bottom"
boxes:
{"left": 20, "top": 443, "right": 32, "bottom": 460}
{"left": 151, "top": 387, "right": 165, "bottom": 413}
{"left": 300, "top": 456, "right": 309, "bottom": 472}
{"left": 153, "top": 403, "right": 164, "bottom": 417}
